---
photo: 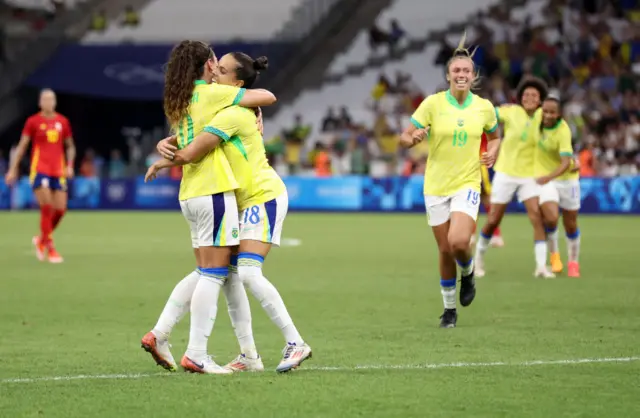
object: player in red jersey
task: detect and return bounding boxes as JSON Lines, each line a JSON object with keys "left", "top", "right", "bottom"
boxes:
{"left": 5, "top": 89, "right": 76, "bottom": 263}
{"left": 471, "top": 133, "right": 504, "bottom": 247}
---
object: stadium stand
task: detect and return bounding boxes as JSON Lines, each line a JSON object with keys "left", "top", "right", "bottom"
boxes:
{"left": 82, "top": 0, "right": 306, "bottom": 43}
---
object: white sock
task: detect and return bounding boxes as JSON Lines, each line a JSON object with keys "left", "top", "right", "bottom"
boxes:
{"left": 546, "top": 227, "right": 559, "bottom": 253}
{"left": 534, "top": 241, "right": 548, "bottom": 269}
{"left": 238, "top": 253, "right": 304, "bottom": 346}
{"left": 185, "top": 268, "right": 226, "bottom": 361}
{"left": 456, "top": 257, "right": 474, "bottom": 276}
{"left": 566, "top": 229, "right": 581, "bottom": 262}
{"left": 152, "top": 269, "right": 200, "bottom": 339}
{"left": 223, "top": 268, "right": 258, "bottom": 358}
{"left": 475, "top": 232, "right": 491, "bottom": 260}
{"left": 440, "top": 278, "right": 456, "bottom": 310}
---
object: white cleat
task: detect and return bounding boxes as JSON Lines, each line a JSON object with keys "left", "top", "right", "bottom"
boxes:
{"left": 490, "top": 235, "right": 505, "bottom": 248}
{"left": 534, "top": 267, "right": 556, "bottom": 279}
{"left": 276, "top": 343, "right": 312, "bottom": 373}
{"left": 475, "top": 257, "right": 486, "bottom": 278}
{"left": 181, "top": 355, "right": 233, "bottom": 375}
{"left": 225, "top": 354, "right": 264, "bottom": 373}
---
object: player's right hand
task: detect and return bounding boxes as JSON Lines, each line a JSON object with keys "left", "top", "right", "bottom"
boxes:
{"left": 144, "top": 164, "right": 160, "bottom": 183}
{"left": 411, "top": 128, "right": 428, "bottom": 145}
{"left": 4, "top": 169, "right": 18, "bottom": 186}
{"left": 157, "top": 136, "right": 178, "bottom": 160}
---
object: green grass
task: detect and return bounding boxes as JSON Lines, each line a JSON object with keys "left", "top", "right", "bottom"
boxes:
{"left": 0, "top": 212, "right": 638, "bottom": 417}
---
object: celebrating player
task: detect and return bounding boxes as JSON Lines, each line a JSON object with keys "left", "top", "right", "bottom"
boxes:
{"left": 149, "top": 53, "right": 311, "bottom": 373}
{"left": 399, "top": 33, "right": 500, "bottom": 328}
{"left": 4, "top": 89, "right": 75, "bottom": 263}
{"left": 474, "top": 77, "right": 553, "bottom": 278}
{"left": 536, "top": 96, "right": 581, "bottom": 277}
{"left": 139, "top": 40, "right": 277, "bottom": 375}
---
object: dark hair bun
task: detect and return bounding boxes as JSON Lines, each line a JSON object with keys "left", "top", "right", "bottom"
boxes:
{"left": 253, "top": 56, "right": 269, "bottom": 71}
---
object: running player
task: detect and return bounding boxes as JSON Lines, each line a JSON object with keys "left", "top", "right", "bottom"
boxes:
{"left": 4, "top": 89, "right": 75, "bottom": 263}
{"left": 474, "top": 77, "right": 553, "bottom": 278}
{"left": 139, "top": 40, "right": 277, "bottom": 375}
{"left": 150, "top": 53, "right": 311, "bottom": 373}
{"left": 399, "top": 33, "right": 500, "bottom": 328}
{"left": 536, "top": 95, "right": 581, "bottom": 277}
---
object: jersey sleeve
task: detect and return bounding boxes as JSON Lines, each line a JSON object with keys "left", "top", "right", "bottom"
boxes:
{"left": 410, "top": 96, "right": 433, "bottom": 129}
{"left": 496, "top": 104, "right": 513, "bottom": 123}
{"left": 209, "top": 84, "right": 246, "bottom": 109}
{"left": 558, "top": 123, "right": 574, "bottom": 157}
{"left": 484, "top": 102, "right": 499, "bottom": 133}
{"left": 21, "top": 117, "right": 34, "bottom": 137}
{"left": 204, "top": 107, "right": 242, "bottom": 142}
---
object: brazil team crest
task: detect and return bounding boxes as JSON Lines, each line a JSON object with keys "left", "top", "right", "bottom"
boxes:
{"left": 232, "top": 228, "right": 239, "bottom": 239}
{"left": 457, "top": 118, "right": 464, "bottom": 127}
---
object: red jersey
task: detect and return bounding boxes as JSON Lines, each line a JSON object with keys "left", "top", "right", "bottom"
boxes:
{"left": 480, "top": 133, "right": 488, "bottom": 155}
{"left": 22, "top": 112, "right": 72, "bottom": 177}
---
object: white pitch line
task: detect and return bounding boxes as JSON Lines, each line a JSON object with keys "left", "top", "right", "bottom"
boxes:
{"left": 1, "top": 356, "right": 638, "bottom": 384}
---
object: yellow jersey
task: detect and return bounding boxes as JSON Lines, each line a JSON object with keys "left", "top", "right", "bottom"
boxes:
{"left": 205, "top": 106, "right": 286, "bottom": 210}
{"left": 493, "top": 105, "right": 542, "bottom": 178}
{"left": 534, "top": 119, "right": 578, "bottom": 180}
{"left": 175, "top": 81, "right": 245, "bottom": 200}
{"left": 410, "top": 90, "right": 498, "bottom": 196}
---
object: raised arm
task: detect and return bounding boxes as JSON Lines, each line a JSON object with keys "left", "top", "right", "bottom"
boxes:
{"left": 237, "top": 89, "right": 277, "bottom": 108}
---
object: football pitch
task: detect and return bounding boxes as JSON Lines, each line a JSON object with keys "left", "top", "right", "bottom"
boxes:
{"left": 0, "top": 212, "right": 638, "bottom": 417}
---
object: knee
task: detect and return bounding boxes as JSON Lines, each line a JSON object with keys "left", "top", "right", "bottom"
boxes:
{"left": 543, "top": 215, "right": 558, "bottom": 230}
{"left": 527, "top": 206, "right": 543, "bottom": 224}
{"left": 447, "top": 233, "right": 469, "bottom": 255}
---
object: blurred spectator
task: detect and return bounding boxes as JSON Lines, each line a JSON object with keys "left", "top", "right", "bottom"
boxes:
{"left": 338, "top": 106, "right": 352, "bottom": 127}
{"left": 388, "top": 19, "right": 406, "bottom": 53}
{"left": 313, "top": 143, "right": 331, "bottom": 177}
{"left": 91, "top": 10, "right": 107, "bottom": 32}
{"left": 121, "top": 5, "right": 140, "bottom": 27}
{"left": 321, "top": 108, "right": 339, "bottom": 132}
{"left": 284, "top": 114, "right": 310, "bottom": 174}
{"left": 0, "top": 149, "right": 6, "bottom": 175}
{"left": 368, "top": 24, "right": 389, "bottom": 53}
{"left": 80, "top": 149, "right": 96, "bottom": 177}
{"left": 108, "top": 149, "right": 126, "bottom": 179}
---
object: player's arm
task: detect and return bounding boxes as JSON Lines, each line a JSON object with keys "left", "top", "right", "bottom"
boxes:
{"left": 481, "top": 105, "right": 501, "bottom": 167}
{"left": 173, "top": 108, "right": 240, "bottom": 164}
{"left": 400, "top": 97, "right": 430, "bottom": 148}
{"left": 63, "top": 120, "right": 76, "bottom": 178}
{"left": 214, "top": 84, "right": 276, "bottom": 109}
{"left": 5, "top": 119, "right": 33, "bottom": 184}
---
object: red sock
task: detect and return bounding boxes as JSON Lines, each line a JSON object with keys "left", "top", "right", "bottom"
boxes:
{"left": 52, "top": 209, "right": 66, "bottom": 231}
{"left": 494, "top": 226, "right": 502, "bottom": 237}
{"left": 40, "top": 205, "right": 54, "bottom": 245}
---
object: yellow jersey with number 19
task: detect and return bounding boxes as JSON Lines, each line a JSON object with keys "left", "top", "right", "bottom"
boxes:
{"left": 534, "top": 119, "right": 577, "bottom": 180}
{"left": 205, "top": 106, "right": 286, "bottom": 210}
{"left": 410, "top": 90, "right": 498, "bottom": 196}
{"left": 175, "top": 81, "right": 245, "bottom": 201}
{"left": 493, "top": 105, "right": 542, "bottom": 178}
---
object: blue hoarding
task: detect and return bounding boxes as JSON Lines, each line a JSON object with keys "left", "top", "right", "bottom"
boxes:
{"left": 1, "top": 176, "right": 639, "bottom": 214}
{"left": 25, "top": 43, "right": 293, "bottom": 100}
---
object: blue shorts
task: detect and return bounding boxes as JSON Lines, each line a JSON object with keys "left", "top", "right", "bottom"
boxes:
{"left": 31, "top": 173, "right": 67, "bottom": 192}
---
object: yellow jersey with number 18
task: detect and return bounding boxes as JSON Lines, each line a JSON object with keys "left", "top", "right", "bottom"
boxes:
{"left": 175, "top": 81, "right": 245, "bottom": 201}
{"left": 534, "top": 119, "right": 577, "bottom": 180}
{"left": 205, "top": 106, "right": 286, "bottom": 210}
{"left": 411, "top": 90, "right": 498, "bottom": 196}
{"left": 493, "top": 105, "right": 542, "bottom": 178}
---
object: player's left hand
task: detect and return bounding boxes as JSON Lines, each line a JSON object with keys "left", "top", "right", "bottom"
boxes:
{"left": 145, "top": 164, "right": 160, "bottom": 183}
{"left": 480, "top": 151, "right": 496, "bottom": 168}
{"left": 536, "top": 176, "right": 551, "bottom": 185}
{"left": 255, "top": 107, "right": 264, "bottom": 135}
{"left": 66, "top": 166, "right": 75, "bottom": 179}
{"left": 157, "top": 136, "right": 178, "bottom": 160}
